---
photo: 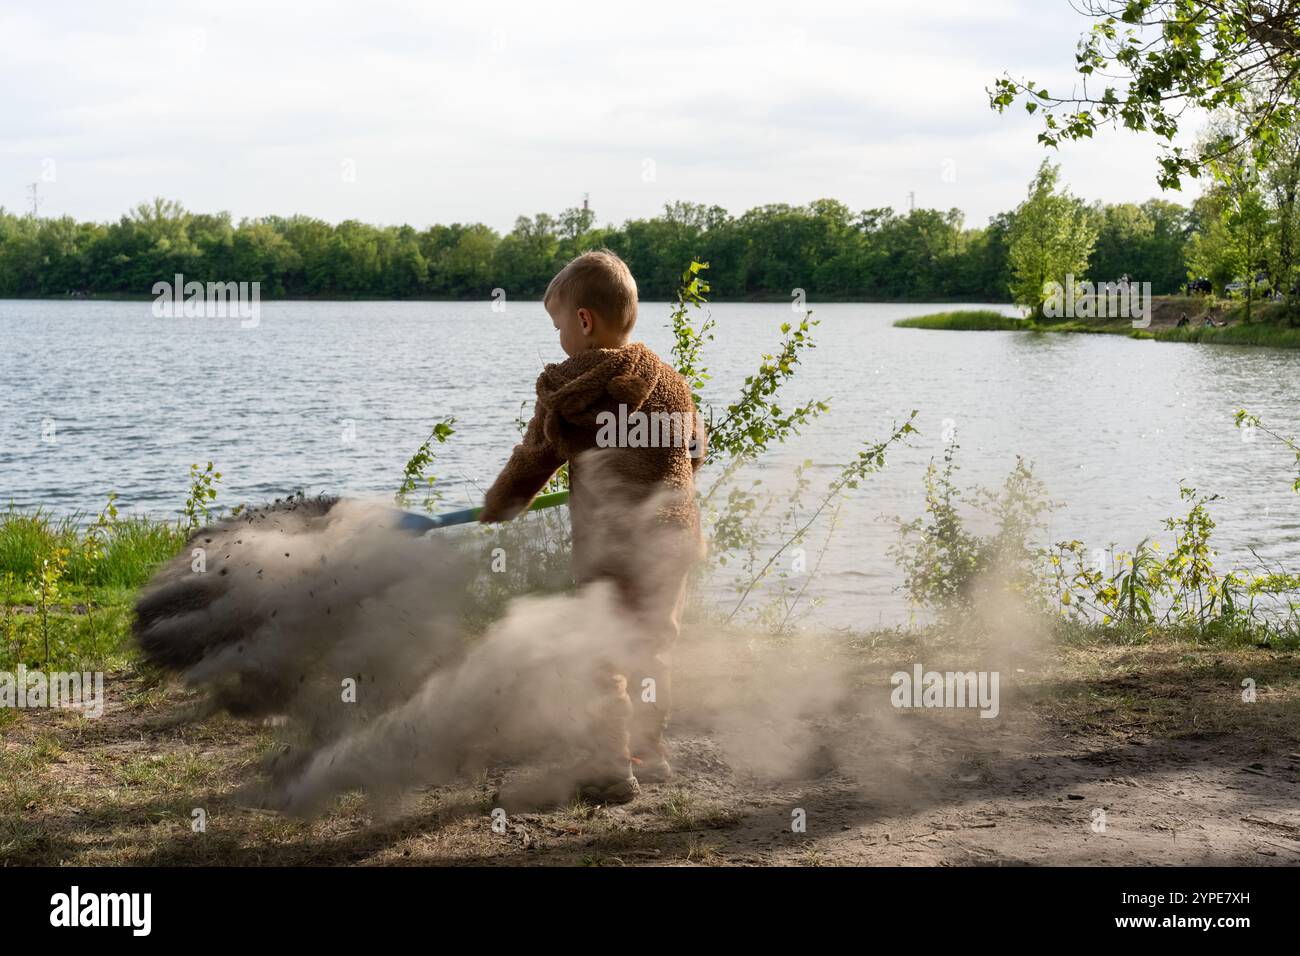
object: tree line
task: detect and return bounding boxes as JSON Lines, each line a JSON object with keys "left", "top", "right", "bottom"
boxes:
{"left": 0, "top": 190, "right": 1195, "bottom": 302}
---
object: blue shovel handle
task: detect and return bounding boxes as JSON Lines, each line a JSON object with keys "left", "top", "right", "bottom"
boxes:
{"left": 396, "top": 490, "right": 570, "bottom": 533}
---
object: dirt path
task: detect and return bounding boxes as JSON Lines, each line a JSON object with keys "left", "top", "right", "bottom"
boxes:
{"left": 2, "top": 636, "right": 1297, "bottom": 866}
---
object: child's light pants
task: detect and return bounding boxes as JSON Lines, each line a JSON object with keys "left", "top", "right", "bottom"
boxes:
{"left": 583, "top": 572, "right": 689, "bottom": 772}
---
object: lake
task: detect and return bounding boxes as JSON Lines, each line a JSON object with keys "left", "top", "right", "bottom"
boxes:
{"left": 2, "top": 298, "right": 1298, "bottom": 627}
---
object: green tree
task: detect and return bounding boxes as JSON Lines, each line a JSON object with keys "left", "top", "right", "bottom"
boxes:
{"left": 0, "top": 210, "right": 41, "bottom": 295}
{"left": 1223, "top": 173, "right": 1273, "bottom": 321}
{"left": 1186, "top": 172, "right": 1273, "bottom": 318}
{"left": 1007, "top": 161, "right": 1099, "bottom": 317}
{"left": 1262, "top": 124, "right": 1300, "bottom": 298}
{"left": 492, "top": 214, "right": 560, "bottom": 296}
{"left": 1184, "top": 191, "right": 1237, "bottom": 292}
{"left": 990, "top": 1, "right": 1300, "bottom": 189}
{"left": 231, "top": 220, "right": 302, "bottom": 295}
{"left": 438, "top": 223, "right": 497, "bottom": 296}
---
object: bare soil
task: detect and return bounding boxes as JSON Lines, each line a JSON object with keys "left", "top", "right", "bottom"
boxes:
{"left": 2, "top": 634, "right": 1297, "bottom": 866}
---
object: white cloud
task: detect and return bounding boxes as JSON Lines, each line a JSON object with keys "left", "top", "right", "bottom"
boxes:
{"left": 0, "top": 0, "right": 1204, "bottom": 229}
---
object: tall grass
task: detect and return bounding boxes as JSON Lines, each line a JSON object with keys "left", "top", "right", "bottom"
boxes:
{"left": 893, "top": 310, "right": 1027, "bottom": 331}
{"left": 0, "top": 505, "right": 187, "bottom": 592}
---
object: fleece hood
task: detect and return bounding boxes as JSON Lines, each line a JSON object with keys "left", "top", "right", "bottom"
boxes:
{"left": 480, "top": 337, "right": 704, "bottom": 539}
{"left": 535, "top": 342, "right": 662, "bottom": 434}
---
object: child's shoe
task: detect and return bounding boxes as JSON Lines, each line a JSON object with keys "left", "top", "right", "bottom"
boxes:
{"left": 626, "top": 738, "right": 670, "bottom": 785}
{"left": 576, "top": 769, "right": 641, "bottom": 805}
{"left": 631, "top": 755, "right": 672, "bottom": 784}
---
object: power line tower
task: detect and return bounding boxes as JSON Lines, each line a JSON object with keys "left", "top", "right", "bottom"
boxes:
{"left": 28, "top": 182, "right": 39, "bottom": 218}
{"left": 907, "top": 190, "right": 915, "bottom": 212}
{"left": 582, "top": 192, "right": 589, "bottom": 211}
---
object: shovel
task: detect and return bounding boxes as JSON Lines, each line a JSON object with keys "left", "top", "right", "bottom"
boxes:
{"left": 395, "top": 489, "right": 570, "bottom": 533}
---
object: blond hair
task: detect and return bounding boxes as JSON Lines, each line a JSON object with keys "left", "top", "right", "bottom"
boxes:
{"left": 543, "top": 249, "right": 638, "bottom": 332}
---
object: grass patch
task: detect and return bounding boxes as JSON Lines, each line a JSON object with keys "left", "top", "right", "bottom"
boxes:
{"left": 655, "top": 787, "right": 740, "bottom": 830}
{"left": 1153, "top": 321, "right": 1300, "bottom": 348}
{"left": 0, "top": 603, "right": 136, "bottom": 671}
{"left": 1034, "top": 639, "right": 1300, "bottom": 739}
{"left": 0, "top": 503, "right": 185, "bottom": 673}
{"left": 109, "top": 752, "right": 222, "bottom": 792}
{"left": 684, "top": 837, "right": 721, "bottom": 864}
{"left": 0, "top": 733, "right": 63, "bottom": 775}
{"left": 0, "top": 505, "right": 187, "bottom": 594}
{"left": 895, "top": 298, "right": 1300, "bottom": 348}
{"left": 894, "top": 310, "right": 1027, "bottom": 331}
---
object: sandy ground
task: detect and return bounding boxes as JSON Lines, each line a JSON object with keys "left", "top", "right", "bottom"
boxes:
{"left": 2, "top": 632, "right": 1297, "bottom": 866}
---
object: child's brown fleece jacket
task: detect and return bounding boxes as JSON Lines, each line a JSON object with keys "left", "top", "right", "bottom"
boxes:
{"left": 481, "top": 342, "right": 705, "bottom": 576}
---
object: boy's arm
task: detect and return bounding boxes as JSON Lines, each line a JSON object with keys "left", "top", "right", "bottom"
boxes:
{"left": 480, "top": 404, "right": 564, "bottom": 522}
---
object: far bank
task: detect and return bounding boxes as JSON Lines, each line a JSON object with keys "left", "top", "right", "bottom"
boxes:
{"left": 895, "top": 297, "right": 1300, "bottom": 349}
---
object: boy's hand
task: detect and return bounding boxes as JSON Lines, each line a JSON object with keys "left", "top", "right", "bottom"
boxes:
{"left": 478, "top": 503, "right": 505, "bottom": 523}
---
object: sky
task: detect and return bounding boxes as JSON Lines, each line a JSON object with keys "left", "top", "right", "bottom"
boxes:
{"left": 0, "top": 0, "right": 1205, "bottom": 232}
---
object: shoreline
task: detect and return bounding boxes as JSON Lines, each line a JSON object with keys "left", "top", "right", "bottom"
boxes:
{"left": 895, "top": 297, "right": 1300, "bottom": 349}
{"left": 2, "top": 293, "right": 1025, "bottom": 306}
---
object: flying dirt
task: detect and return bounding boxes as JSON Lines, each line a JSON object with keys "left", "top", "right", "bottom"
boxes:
{"left": 132, "top": 490, "right": 1050, "bottom": 818}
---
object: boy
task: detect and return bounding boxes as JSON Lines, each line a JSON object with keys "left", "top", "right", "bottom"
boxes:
{"left": 479, "top": 249, "right": 705, "bottom": 803}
